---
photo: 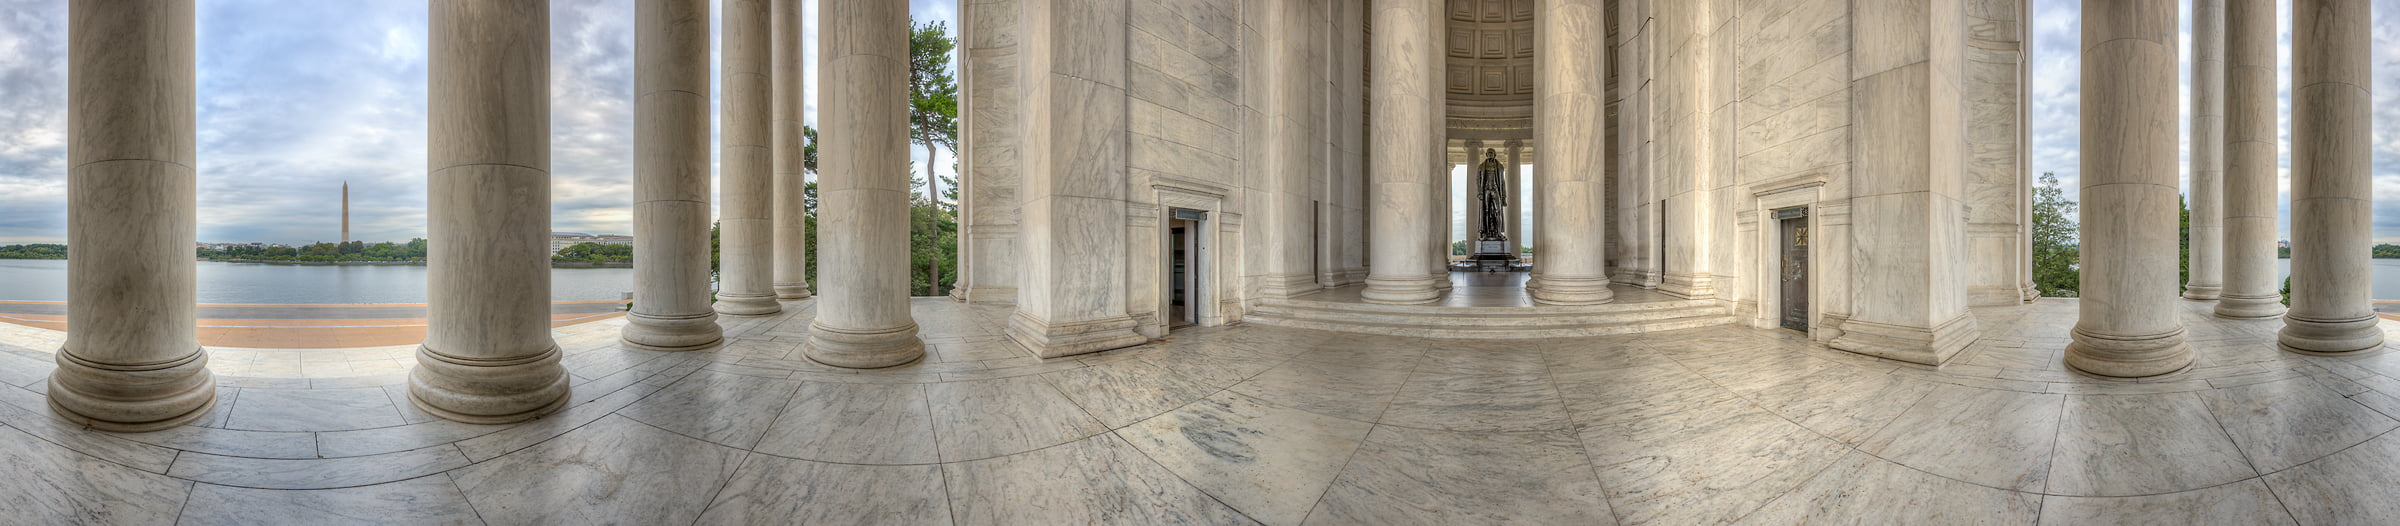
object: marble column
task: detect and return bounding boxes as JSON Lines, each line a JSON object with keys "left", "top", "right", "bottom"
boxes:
{"left": 1262, "top": 0, "right": 1326, "bottom": 299}
{"left": 2183, "top": 0, "right": 2226, "bottom": 301}
{"left": 1464, "top": 139, "right": 1486, "bottom": 251}
{"left": 1530, "top": 0, "right": 1612, "bottom": 305}
{"left": 1007, "top": 0, "right": 1146, "bottom": 356}
{"left": 1505, "top": 140, "right": 1523, "bottom": 258}
{"left": 771, "top": 0, "right": 812, "bottom": 301}
{"left": 49, "top": 0, "right": 215, "bottom": 432}
{"left": 412, "top": 0, "right": 571, "bottom": 424}
{"left": 714, "top": 0, "right": 779, "bottom": 316}
{"left": 2066, "top": 0, "right": 2192, "bottom": 377}
{"left": 1361, "top": 0, "right": 1444, "bottom": 304}
{"left": 2215, "top": 0, "right": 2284, "bottom": 320}
{"left": 808, "top": 0, "right": 925, "bottom": 367}
{"left": 2279, "top": 0, "right": 2380, "bottom": 355}
{"left": 622, "top": 0, "right": 725, "bottom": 351}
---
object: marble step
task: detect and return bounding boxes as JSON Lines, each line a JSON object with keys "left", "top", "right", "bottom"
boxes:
{"left": 1258, "top": 296, "right": 1720, "bottom": 316}
{"left": 1248, "top": 300, "right": 1726, "bottom": 327}
{"left": 1242, "top": 309, "right": 1738, "bottom": 339}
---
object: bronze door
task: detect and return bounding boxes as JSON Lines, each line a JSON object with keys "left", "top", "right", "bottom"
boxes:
{"left": 1779, "top": 215, "right": 1809, "bottom": 332}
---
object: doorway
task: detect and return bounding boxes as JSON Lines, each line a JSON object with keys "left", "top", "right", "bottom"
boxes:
{"left": 1775, "top": 206, "right": 1809, "bottom": 332}
{"left": 1169, "top": 209, "right": 1207, "bottom": 328}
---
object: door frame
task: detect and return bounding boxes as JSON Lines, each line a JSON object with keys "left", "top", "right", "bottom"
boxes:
{"left": 1748, "top": 174, "right": 1826, "bottom": 335}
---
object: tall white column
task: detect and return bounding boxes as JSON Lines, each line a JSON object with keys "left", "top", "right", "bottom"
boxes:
{"left": 413, "top": 0, "right": 571, "bottom": 424}
{"left": 50, "top": 0, "right": 215, "bottom": 432}
{"left": 808, "top": 0, "right": 926, "bottom": 367}
{"left": 2215, "top": 0, "right": 2285, "bottom": 319}
{"left": 1528, "top": 0, "right": 1613, "bottom": 305}
{"left": 1505, "top": 140, "right": 1524, "bottom": 258}
{"left": 2184, "top": 0, "right": 2226, "bottom": 301}
{"left": 1464, "top": 139, "right": 1487, "bottom": 250}
{"left": 1361, "top": 0, "right": 1444, "bottom": 304}
{"left": 715, "top": 0, "right": 779, "bottom": 316}
{"left": 771, "top": 0, "right": 812, "bottom": 301}
{"left": 2067, "top": 0, "right": 2192, "bottom": 377}
{"left": 622, "top": 0, "right": 725, "bottom": 351}
{"left": 2279, "top": 0, "right": 2380, "bottom": 355}
{"left": 1261, "top": 0, "right": 1326, "bottom": 299}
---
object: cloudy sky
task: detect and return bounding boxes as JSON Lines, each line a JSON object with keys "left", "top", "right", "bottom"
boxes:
{"left": 0, "top": 1, "right": 2393, "bottom": 245}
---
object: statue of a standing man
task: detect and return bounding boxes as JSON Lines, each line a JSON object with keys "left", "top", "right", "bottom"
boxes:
{"left": 1476, "top": 148, "right": 1509, "bottom": 241}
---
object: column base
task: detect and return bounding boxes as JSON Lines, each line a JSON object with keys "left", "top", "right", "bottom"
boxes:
{"left": 774, "top": 282, "right": 813, "bottom": 300}
{"left": 1259, "top": 272, "right": 1325, "bottom": 299}
{"left": 713, "top": 292, "right": 784, "bottom": 317}
{"left": 1530, "top": 277, "right": 1616, "bottom": 306}
{"left": 1827, "top": 313, "right": 1979, "bottom": 366}
{"left": 2278, "top": 312, "right": 2385, "bottom": 355}
{"left": 2066, "top": 324, "right": 2194, "bottom": 378}
{"left": 2019, "top": 281, "right": 2041, "bottom": 303}
{"left": 1005, "top": 311, "right": 1148, "bottom": 359}
{"left": 621, "top": 311, "right": 724, "bottom": 352}
{"left": 1361, "top": 275, "right": 1443, "bottom": 305}
{"left": 47, "top": 349, "right": 216, "bottom": 432}
{"left": 407, "top": 344, "right": 570, "bottom": 424}
{"left": 2213, "top": 294, "right": 2287, "bottom": 319}
{"left": 803, "top": 321, "right": 925, "bottom": 368}
{"left": 1659, "top": 273, "right": 1717, "bottom": 299}
{"left": 2181, "top": 284, "right": 2222, "bottom": 301}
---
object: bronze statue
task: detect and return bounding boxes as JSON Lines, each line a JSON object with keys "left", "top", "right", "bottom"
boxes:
{"left": 1476, "top": 148, "right": 1508, "bottom": 241}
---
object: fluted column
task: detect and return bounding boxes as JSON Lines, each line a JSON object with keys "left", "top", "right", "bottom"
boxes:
{"left": 771, "top": 0, "right": 811, "bottom": 300}
{"left": 808, "top": 0, "right": 925, "bottom": 367}
{"left": 1505, "top": 140, "right": 1523, "bottom": 258}
{"left": 2066, "top": 0, "right": 2192, "bottom": 377}
{"left": 2183, "top": 0, "right": 2226, "bottom": 300}
{"left": 50, "top": 0, "right": 214, "bottom": 432}
{"left": 714, "top": 0, "right": 779, "bottom": 316}
{"left": 1529, "top": 0, "right": 1612, "bottom": 305}
{"left": 412, "top": 0, "right": 570, "bottom": 424}
{"left": 2279, "top": 0, "right": 2379, "bottom": 355}
{"left": 2215, "top": 0, "right": 2285, "bottom": 319}
{"left": 1361, "top": 0, "right": 1444, "bottom": 304}
{"left": 622, "top": 0, "right": 725, "bottom": 351}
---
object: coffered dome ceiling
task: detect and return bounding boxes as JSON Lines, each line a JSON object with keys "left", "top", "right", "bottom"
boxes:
{"left": 1446, "top": 0, "right": 1534, "bottom": 137}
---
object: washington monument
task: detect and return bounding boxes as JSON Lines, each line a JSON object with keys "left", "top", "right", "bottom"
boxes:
{"left": 341, "top": 182, "right": 349, "bottom": 245}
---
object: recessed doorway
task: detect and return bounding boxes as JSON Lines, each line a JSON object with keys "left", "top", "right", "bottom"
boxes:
{"left": 1775, "top": 206, "right": 1809, "bottom": 332}
{"left": 1169, "top": 209, "right": 1207, "bottom": 329}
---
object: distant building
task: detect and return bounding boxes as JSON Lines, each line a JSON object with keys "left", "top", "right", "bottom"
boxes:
{"left": 550, "top": 232, "right": 633, "bottom": 254}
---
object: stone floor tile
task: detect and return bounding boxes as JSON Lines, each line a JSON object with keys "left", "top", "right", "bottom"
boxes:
{"left": 2038, "top": 479, "right": 2295, "bottom": 526}
{"left": 696, "top": 455, "right": 949, "bottom": 525}
{"left": 1228, "top": 359, "right": 1410, "bottom": 422}
{"left": 1743, "top": 365, "right": 1940, "bottom": 444}
{"left": 224, "top": 386, "right": 408, "bottom": 432}
{"left": 166, "top": 444, "right": 469, "bottom": 490}
{"left": 2200, "top": 377, "right": 2399, "bottom": 473}
{"left": 1740, "top": 451, "right": 2039, "bottom": 525}
{"left": 926, "top": 375, "right": 1107, "bottom": 461}
{"left": 1858, "top": 384, "right": 2063, "bottom": 491}
{"left": 619, "top": 370, "right": 805, "bottom": 449}
{"left": 1044, "top": 357, "right": 1223, "bottom": 428}
{"left": 1308, "top": 425, "right": 1609, "bottom": 525}
{"left": 944, "top": 433, "right": 1255, "bottom": 525}
{"left": 451, "top": 415, "right": 747, "bottom": 525}
{"left": 2046, "top": 392, "right": 2258, "bottom": 497}
{"left": 1581, "top": 392, "right": 1849, "bottom": 525}
{"left": 752, "top": 382, "right": 938, "bottom": 464}
{"left": 1378, "top": 371, "right": 1573, "bottom": 432}
{"left": 177, "top": 475, "right": 481, "bottom": 526}
{"left": 2261, "top": 430, "right": 2400, "bottom": 526}
{"left": 1119, "top": 391, "right": 1373, "bottom": 526}
{"left": 0, "top": 425, "right": 190, "bottom": 525}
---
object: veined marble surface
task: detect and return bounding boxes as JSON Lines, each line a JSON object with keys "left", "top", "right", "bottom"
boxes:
{"left": 1, "top": 298, "right": 2398, "bottom": 524}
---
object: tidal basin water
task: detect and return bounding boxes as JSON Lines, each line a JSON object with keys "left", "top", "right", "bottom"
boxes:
{"left": 0, "top": 259, "right": 636, "bottom": 304}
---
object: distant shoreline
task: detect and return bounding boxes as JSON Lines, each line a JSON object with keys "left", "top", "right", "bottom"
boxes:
{"left": 196, "top": 258, "right": 632, "bottom": 268}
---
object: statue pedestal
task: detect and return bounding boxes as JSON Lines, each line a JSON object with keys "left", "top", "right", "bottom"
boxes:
{"left": 1470, "top": 239, "right": 1520, "bottom": 272}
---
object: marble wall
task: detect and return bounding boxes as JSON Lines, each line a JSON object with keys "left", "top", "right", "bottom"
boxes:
{"left": 954, "top": 0, "right": 1022, "bottom": 305}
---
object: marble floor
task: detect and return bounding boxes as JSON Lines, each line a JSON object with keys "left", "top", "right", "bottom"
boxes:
{"left": 1, "top": 297, "right": 2398, "bottom": 524}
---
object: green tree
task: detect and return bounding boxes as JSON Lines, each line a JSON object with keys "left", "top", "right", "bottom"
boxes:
{"left": 2031, "top": 172, "right": 2080, "bottom": 297}
{"left": 908, "top": 19, "right": 961, "bottom": 296}
{"left": 0, "top": 244, "right": 68, "bottom": 259}
{"left": 2178, "top": 194, "right": 2190, "bottom": 293}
